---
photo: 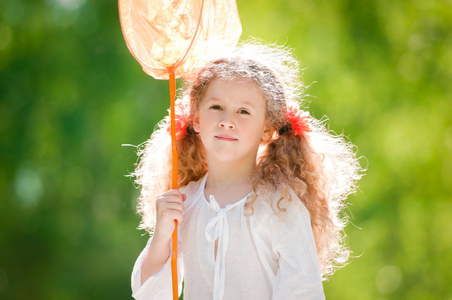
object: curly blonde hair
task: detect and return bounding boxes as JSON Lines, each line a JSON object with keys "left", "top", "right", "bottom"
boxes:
{"left": 132, "top": 41, "right": 363, "bottom": 279}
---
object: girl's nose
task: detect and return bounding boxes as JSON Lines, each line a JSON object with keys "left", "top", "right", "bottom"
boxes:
{"left": 219, "top": 115, "right": 234, "bottom": 129}
{"left": 219, "top": 121, "right": 234, "bottom": 129}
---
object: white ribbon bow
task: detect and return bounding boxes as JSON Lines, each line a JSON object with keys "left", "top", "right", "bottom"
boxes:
{"left": 205, "top": 195, "right": 244, "bottom": 300}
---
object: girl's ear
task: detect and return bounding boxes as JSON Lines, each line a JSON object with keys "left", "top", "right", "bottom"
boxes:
{"left": 261, "top": 123, "right": 274, "bottom": 143}
{"left": 193, "top": 116, "right": 200, "bottom": 133}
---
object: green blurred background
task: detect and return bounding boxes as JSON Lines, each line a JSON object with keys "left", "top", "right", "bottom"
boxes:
{"left": 1, "top": 0, "right": 451, "bottom": 299}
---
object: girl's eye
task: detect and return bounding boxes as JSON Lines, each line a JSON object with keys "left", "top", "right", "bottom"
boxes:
{"left": 210, "top": 105, "right": 222, "bottom": 110}
{"left": 239, "top": 109, "right": 250, "bottom": 115}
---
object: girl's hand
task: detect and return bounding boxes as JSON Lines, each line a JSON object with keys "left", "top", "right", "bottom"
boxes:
{"left": 153, "top": 189, "right": 186, "bottom": 243}
{"left": 141, "top": 190, "right": 186, "bottom": 282}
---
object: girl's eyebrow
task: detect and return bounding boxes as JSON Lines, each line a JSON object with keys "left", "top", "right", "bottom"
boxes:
{"left": 202, "top": 97, "right": 221, "bottom": 104}
{"left": 206, "top": 97, "right": 257, "bottom": 108}
{"left": 205, "top": 97, "right": 221, "bottom": 102}
{"left": 240, "top": 100, "right": 257, "bottom": 108}
{"left": 204, "top": 96, "right": 259, "bottom": 111}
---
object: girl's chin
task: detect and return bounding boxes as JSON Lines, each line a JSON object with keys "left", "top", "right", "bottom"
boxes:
{"left": 206, "top": 152, "right": 257, "bottom": 166}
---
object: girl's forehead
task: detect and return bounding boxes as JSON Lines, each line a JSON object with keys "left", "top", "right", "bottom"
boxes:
{"left": 205, "top": 77, "right": 262, "bottom": 94}
{"left": 200, "top": 78, "right": 268, "bottom": 111}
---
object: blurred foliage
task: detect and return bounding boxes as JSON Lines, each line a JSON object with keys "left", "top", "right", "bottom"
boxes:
{"left": 0, "top": 0, "right": 451, "bottom": 299}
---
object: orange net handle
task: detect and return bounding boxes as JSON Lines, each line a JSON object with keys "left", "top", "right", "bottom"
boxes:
{"left": 168, "top": 70, "right": 179, "bottom": 300}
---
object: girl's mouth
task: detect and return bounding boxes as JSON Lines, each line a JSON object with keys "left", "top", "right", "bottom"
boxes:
{"left": 215, "top": 135, "right": 237, "bottom": 141}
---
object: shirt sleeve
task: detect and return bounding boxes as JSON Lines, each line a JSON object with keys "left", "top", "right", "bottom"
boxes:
{"left": 131, "top": 237, "right": 184, "bottom": 300}
{"left": 271, "top": 203, "right": 325, "bottom": 300}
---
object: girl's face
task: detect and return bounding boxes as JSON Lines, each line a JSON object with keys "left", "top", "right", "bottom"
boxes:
{"left": 193, "top": 78, "right": 273, "bottom": 167}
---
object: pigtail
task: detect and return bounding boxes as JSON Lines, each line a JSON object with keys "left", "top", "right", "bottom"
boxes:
{"left": 252, "top": 129, "right": 332, "bottom": 272}
{"left": 174, "top": 93, "right": 208, "bottom": 186}
{"left": 251, "top": 114, "right": 362, "bottom": 278}
{"left": 177, "top": 125, "right": 208, "bottom": 187}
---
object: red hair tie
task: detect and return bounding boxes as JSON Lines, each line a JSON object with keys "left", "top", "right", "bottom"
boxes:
{"left": 168, "top": 98, "right": 193, "bottom": 138}
{"left": 284, "top": 103, "right": 311, "bottom": 136}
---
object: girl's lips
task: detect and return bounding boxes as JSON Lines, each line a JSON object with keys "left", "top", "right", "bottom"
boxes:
{"left": 215, "top": 135, "right": 237, "bottom": 141}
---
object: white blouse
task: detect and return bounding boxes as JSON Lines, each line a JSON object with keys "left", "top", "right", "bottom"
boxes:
{"left": 131, "top": 174, "right": 325, "bottom": 300}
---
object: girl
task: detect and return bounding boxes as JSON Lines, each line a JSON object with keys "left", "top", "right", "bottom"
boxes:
{"left": 130, "top": 42, "right": 363, "bottom": 300}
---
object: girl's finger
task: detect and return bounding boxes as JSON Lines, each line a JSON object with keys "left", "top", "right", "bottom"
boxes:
{"left": 156, "top": 195, "right": 184, "bottom": 206}
{"left": 160, "top": 210, "right": 184, "bottom": 226}
{"left": 160, "top": 202, "right": 184, "bottom": 212}
{"left": 158, "top": 189, "right": 185, "bottom": 202}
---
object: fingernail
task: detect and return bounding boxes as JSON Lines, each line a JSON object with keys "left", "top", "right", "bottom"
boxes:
{"left": 182, "top": 194, "right": 187, "bottom": 201}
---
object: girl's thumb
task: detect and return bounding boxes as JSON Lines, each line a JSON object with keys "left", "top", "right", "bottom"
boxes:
{"left": 177, "top": 189, "right": 187, "bottom": 201}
